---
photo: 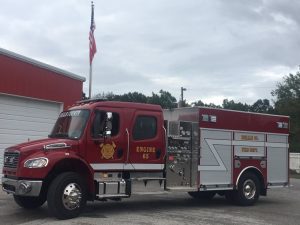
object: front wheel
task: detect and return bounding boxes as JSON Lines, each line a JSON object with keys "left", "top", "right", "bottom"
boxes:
{"left": 13, "top": 195, "right": 46, "bottom": 209}
{"left": 234, "top": 172, "right": 260, "bottom": 206}
{"left": 47, "top": 172, "right": 87, "bottom": 219}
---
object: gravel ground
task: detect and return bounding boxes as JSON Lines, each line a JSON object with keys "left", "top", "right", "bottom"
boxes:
{"left": 0, "top": 179, "right": 299, "bottom": 225}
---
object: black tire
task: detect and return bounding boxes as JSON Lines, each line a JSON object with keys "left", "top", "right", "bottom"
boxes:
{"left": 13, "top": 195, "right": 46, "bottom": 209}
{"left": 233, "top": 172, "right": 260, "bottom": 206}
{"left": 188, "top": 191, "right": 216, "bottom": 200}
{"left": 47, "top": 172, "right": 87, "bottom": 219}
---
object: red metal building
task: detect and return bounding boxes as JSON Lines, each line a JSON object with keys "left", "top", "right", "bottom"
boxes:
{"left": 0, "top": 48, "right": 85, "bottom": 171}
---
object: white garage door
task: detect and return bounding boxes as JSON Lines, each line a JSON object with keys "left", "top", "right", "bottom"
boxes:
{"left": 0, "top": 94, "right": 62, "bottom": 176}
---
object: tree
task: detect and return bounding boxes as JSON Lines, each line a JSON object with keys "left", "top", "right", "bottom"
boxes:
{"left": 119, "top": 92, "right": 148, "bottom": 103}
{"left": 250, "top": 99, "right": 275, "bottom": 114}
{"left": 222, "top": 99, "right": 251, "bottom": 111}
{"left": 147, "top": 90, "right": 177, "bottom": 109}
{"left": 272, "top": 72, "right": 300, "bottom": 152}
{"left": 94, "top": 90, "right": 177, "bottom": 109}
{"left": 192, "top": 100, "right": 221, "bottom": 108}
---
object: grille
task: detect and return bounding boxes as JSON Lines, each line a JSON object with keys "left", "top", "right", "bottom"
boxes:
{"left": 3, "top": 151, "right": 20, "bottom": 169}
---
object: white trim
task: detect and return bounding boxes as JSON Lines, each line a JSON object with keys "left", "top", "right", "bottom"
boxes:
{"left": 233, "top": 140, "right": 265, "bottom": 147}
{"left": 198, "top": 106, "right": 289, "bottom": 118}
{"left": 232, "top": 141, "right": 288, "bottom": 148}
{"left": 91, "top": 164, "right": 123, "bottom": 170}
{"left": 198, "top": 139, "right": 230, "bottom": 171}
{"left": 266, "top": 142, "right": 289, "bottom": 148}
{"left": 165, "top": 106, "right": 289, "bottom": 118}
{"left": 90, "top": 163, "right": 164, "bottom": 171}
{"left": 200, "top": 127, "right": 289, "bottom": 136}
{"left": 235, "top": 166, "right": 263, "bottom": 186}
{"left": 199, "top": 187, "right": 233, "bottom": 191}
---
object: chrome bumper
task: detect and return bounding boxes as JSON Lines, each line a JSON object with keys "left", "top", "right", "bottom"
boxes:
{"left": 1, "top": 177, "right": 43, "bottom": 197}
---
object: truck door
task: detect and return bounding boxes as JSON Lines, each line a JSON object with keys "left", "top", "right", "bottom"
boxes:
{"left": 86, "top": 107, "right": 128, "bottom": 171}
{"left": 127, "top": 111, "right": 165, "bottom": 170}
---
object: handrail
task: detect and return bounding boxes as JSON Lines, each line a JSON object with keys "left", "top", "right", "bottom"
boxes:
{"left": 125, "top": 128, "right": 130, "bottom": 164}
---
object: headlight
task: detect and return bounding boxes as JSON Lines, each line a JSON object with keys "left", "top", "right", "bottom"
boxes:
{"left": 24, "top": 157, "right": 48, "bottom": 168}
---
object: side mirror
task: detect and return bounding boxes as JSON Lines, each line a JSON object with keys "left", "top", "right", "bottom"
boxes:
{"left": 106, "top": 112, "right": 113, "bottom": 120}
{"left": 104, "top": 112, "right": 113, "bottom": 138}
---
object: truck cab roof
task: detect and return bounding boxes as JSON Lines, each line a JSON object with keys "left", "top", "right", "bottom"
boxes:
{"left": 69, "top": 100, "right": 163, "bottom": 112}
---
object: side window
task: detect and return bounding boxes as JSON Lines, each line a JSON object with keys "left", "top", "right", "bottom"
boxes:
{"left": 91, "top": 110, "right": 120, "bottom": 138}
{"left": 133, "top": 116, "right": 157, "bottom": 140}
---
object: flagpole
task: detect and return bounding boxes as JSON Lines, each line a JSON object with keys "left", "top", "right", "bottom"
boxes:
{"left": 89, "top": 62, "right": 93, "bottom": 99}
{"left": 88, "top": 1, "right": 96, "bottom": 99}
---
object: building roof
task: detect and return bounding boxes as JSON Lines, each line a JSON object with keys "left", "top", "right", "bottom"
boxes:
{"left": 0, "top": 47, "right": 85, "bottom": 82}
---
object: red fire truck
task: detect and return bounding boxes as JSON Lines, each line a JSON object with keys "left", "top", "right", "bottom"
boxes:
{"left": 2, "top": 100, "right": 289, "bottom": 219}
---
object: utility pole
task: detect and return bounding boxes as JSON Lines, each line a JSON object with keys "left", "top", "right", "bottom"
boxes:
{"left": 180, "top": 87, "right": 187, "bottom": 107}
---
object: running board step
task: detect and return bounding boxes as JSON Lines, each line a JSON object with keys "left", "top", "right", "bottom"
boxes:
{"left": 131, "top": 177, "right": 165, "bottom": 181}
{"left": 96, "top": 194, "right": 129, "bottom": 199}
{"left": 166, "top": 186, "right": 197, "bottom": 192}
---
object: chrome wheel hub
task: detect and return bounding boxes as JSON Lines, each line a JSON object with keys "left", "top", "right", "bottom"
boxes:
{"left": 243, "top": 179, "right": 256, "bottom": 200}
{"left": 62, "top": 183, "right": 82, "bottom": 210}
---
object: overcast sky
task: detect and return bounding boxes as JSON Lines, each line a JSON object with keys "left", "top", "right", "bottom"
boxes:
{"left": 1, "top": 0, "right": 300, "bottom": 105}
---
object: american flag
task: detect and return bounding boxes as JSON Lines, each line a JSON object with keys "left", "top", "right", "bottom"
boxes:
{"left": 89, "top": 2, "right": 97, "bottom": 65}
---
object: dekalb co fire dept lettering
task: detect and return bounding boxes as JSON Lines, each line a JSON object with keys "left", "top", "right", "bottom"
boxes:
{"left": 240, "top": 135, "right": 259, "bottom": 141}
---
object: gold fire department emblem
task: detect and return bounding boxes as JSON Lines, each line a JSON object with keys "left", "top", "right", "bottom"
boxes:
{"left": 100, "top": 142, "right": 116, "bottom": 159}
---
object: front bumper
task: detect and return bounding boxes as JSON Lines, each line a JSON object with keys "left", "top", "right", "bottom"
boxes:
{"left": 1, "top": 177, "right": 43, "bottom": 197}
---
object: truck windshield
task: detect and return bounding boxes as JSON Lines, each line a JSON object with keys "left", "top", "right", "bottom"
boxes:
{"left": 49, "top": 109, "right": 90, "bottom": 139}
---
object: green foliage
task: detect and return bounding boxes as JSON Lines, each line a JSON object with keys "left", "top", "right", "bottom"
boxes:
{"left": 192, "top": 100, "right": 221, "bottom": 108}
{"left": 272, "top": 72, "right": 300, "bottom": 152}
{"left": 250, "top": 99, "right": 275, "bottom": 114}
{"left": 147, "top": 90, "right": 178, "bottom": 109}
{"left": 94, "top": 90, "right": 177, "bottom": 109}
{"left": 222, "top": 99, "right": 251, "bottom": 111}
{"left": 221, "top": 99, "right": 274, "bottom": 114}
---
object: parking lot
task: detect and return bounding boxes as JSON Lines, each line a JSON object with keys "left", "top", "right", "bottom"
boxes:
{"left": 0, "top": 178, "right": 299, "bottom": 225}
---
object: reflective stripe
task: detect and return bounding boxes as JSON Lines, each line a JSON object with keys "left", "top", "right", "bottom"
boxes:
{"left": 265, "top": 142, "right": 289, "bottom": 148}
{"left": 90, "top": 163, "right": 164, "bottom": 170}
{"left": 233, "top": 140, "right": 289, "bottom": 148}
{"left": 198, "top": 139, "right": 229, "bottom": 171}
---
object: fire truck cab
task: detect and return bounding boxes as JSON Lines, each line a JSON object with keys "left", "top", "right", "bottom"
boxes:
{"left": 2, "top": 100, "right": 289, "bottom": 219}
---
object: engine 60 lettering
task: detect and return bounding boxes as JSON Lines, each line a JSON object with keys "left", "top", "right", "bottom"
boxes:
{"left": 136, "top": 146, "right": 156, "bottom": 153}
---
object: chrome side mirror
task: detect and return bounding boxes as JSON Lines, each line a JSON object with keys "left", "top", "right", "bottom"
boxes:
{"left": 106, "top": 112, "right": 113, "bottom": 120}
{"left": 104, "top": 112, "right": 113, "bottom": 138}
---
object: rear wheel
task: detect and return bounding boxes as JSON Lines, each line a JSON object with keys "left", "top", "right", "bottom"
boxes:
{"left": 188, "top": 191, "right": 216, "bottom": 200}
{"left": 13, "top": 195, "right": 46, "bottom": 209}
{"left": 47, "top": 172, "right": 87, "bottom": 219}
{"left": 234, "top": 172, "right": 260, "bottom": 206}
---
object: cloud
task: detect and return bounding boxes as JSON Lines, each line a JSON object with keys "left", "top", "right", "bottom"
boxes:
{"left": 0, "top": 0, "right": 299, "bottom": 105}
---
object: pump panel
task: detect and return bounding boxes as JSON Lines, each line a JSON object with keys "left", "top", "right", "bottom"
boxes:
{"left": 166, "top": 121, "right": 199, "bottom": 188}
